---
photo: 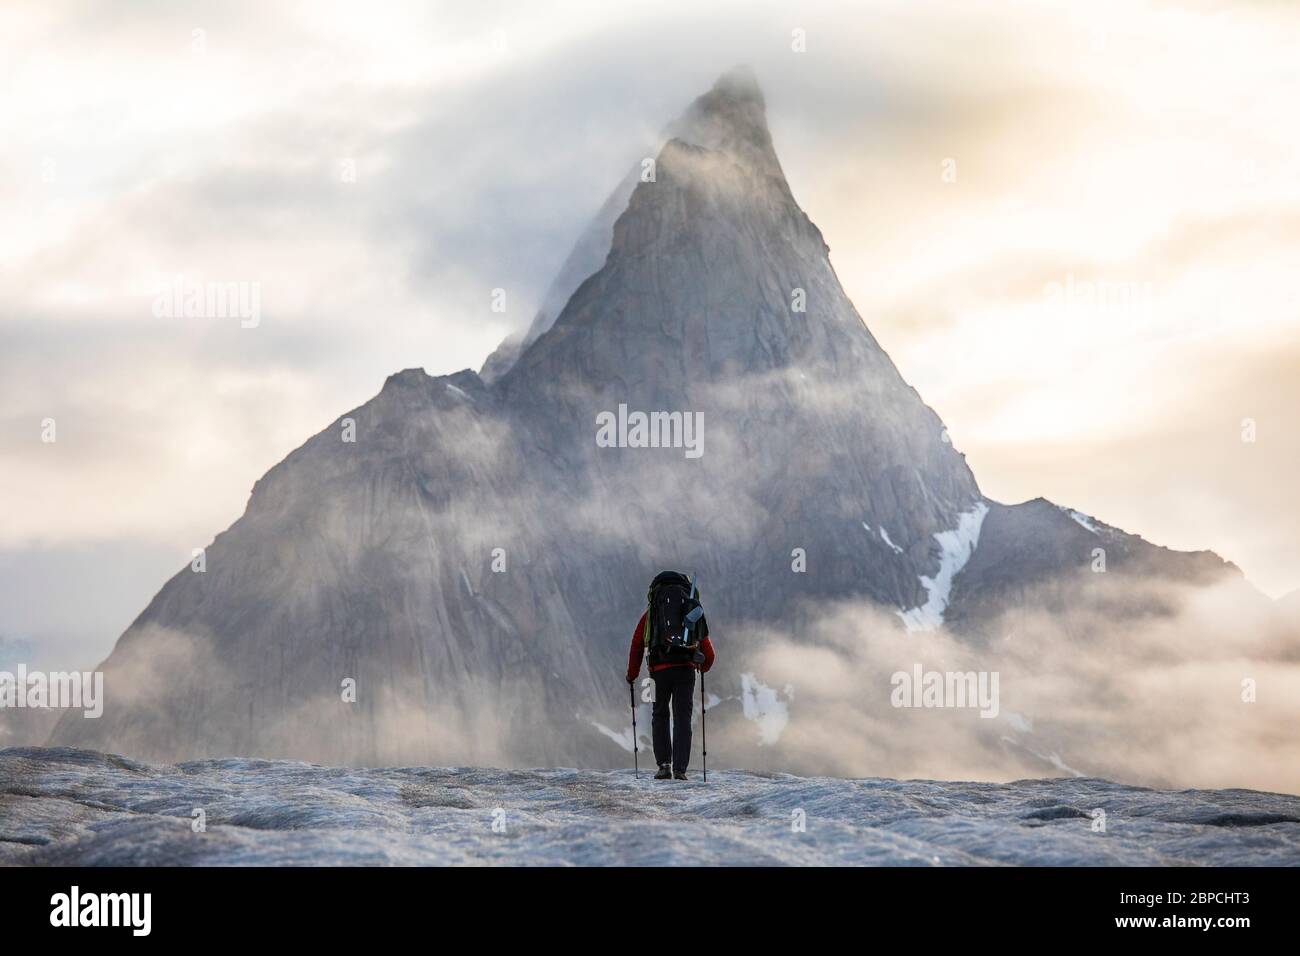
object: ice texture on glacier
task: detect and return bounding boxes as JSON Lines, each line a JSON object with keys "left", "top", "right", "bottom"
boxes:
{"left": 4, "top": 747, "right": 1298, "bottom": 866}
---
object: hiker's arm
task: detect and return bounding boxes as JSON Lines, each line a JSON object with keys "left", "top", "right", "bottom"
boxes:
{"left": 699, "top": 636, "right": 715, "bottom": 673}
{"left": 626, "top": 611, "right": 647, "bottom": 683}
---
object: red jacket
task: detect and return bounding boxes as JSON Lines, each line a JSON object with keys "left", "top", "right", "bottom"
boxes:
{"left": 626, "top": 610, "right": 714, "bottom": 682}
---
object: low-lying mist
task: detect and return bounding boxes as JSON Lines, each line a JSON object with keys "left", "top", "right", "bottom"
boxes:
{"left": 702, "top": 573, "right": 1300, "bottom": 795}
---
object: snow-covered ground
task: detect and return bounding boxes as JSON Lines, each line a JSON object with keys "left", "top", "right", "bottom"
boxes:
{"left": 2, "top": 747, "right": 1297, "bottom": 866}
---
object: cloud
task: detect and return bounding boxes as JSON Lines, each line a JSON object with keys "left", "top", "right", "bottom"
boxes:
{"left": 703, "top": 572, "right": 1300, "bottom": 794}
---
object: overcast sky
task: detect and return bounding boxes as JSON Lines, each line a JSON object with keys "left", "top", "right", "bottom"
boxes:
{"left": 2, "top": 0, "right": 1297, "bottom": 670}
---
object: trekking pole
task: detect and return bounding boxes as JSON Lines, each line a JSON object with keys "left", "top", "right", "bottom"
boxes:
{"left": 700, "top": 670, "right": 708, "bottom": 783}
{"left": 630, "top": 680, "right": 639, "bottom": 778}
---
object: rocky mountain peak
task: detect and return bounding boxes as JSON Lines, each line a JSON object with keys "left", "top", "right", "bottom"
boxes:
{"left": 666, "top": 65, "right": 785, "bottom": 182}
{"left": 480, "top": 67, "right": 789, "bottom": 383}
{"left": 47, "top": 69, "right": 1251, "bottom": 772}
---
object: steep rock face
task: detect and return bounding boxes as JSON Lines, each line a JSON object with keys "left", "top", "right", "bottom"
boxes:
{"left": 49, "top": 69, "right": 1248, "bottom": 766}
{"left": 498, "top": 69, "right": 983, "bottom": 628}
{"left": 54, "top": 370, "right": 610, "bottom": 764}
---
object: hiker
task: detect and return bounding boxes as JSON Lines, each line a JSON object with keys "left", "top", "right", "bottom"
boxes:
{"left": 626, "top": 571, "right": 715, "bottom": 780}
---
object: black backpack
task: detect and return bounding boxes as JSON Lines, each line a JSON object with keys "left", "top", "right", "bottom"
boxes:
{"left": 643, "top": 571, "right": 708, "bottom": 667}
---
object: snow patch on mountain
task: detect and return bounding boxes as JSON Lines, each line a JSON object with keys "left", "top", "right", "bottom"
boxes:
{"left": 1059, "top": 506, "right": 1100, "bottom": 535}
{"left": 1005, "top": 740, "right": 1085, "bottom": 778}
{"left": 592, "top": 696, "right": 655, "bottom": 753}
{"left": 898, "top": 502, "right": 990, "bottom": 632}
{"left": 592, "top": 719, "right": 635, "bottom": 752}
{"left": 879, "top": 527, "right": 904, "bottom": 555}
{"left": 740, "top": 673, "right": 791, "bottom": 745}
{"left": 1004, "top": 712, "right": 1034, "bottom": 733}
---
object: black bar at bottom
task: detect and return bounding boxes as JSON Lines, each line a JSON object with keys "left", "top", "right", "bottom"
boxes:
{"left": 0, "top": 866, "right": 1289, "bottom": 942}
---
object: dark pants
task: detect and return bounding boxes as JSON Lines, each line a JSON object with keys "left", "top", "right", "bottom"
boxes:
{"left": 651, "top": 666, "right": 696, "bottom": 773}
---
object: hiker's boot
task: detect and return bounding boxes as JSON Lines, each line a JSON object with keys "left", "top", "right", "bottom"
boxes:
{"left": 673, "top": 769, "right": 688, "bottom": 781}
{"left": 654, "top": 764, "right": 672, "bottom": 780}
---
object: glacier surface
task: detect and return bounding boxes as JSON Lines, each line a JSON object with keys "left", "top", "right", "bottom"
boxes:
{"left": 2, "top": 747, "right": 1297, "bottom": 866}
